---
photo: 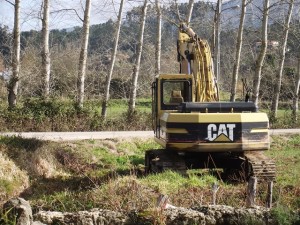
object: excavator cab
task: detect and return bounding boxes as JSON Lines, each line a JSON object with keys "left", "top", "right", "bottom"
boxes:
{"left": 151, "top": 74, "right": 193, "bottom": 134}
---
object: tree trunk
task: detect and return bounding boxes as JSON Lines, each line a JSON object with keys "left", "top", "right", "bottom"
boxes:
{"left": 211, "top": 9, "right": 216, "bottom": 59}
{"left": 186, "top": 0, "right": 194, "bottom": 25}
{"left": 42, "top": 0, "right": 51, "bottom": 98}
{"left": 246, "top": 176, "right": 257, "bottom": 208}
{"left": 266, "top": 181, "right": 273, "bottom": 208}
{"left": 292, "top": 57, "right": 300, "bottom": 121}
{"left": 7, "top": 0, "right": 20, "bottom": 108}
{"left": 128, "top": 0, "right": 148, "bottom": 114}
{"left": 270, "top": 0, "right": 294, "bottom": 119}
{"left": 214, "top": 0, "right": 222, "bottom": 82}
{"left": 155, "top": 0, "right": 161, "bottom": 77}
{"left": 252, "top": 0, "right": 269, "bottom": 106}
{"left": 101, "top": 0, "right": 124, "bottom": 118}
{"left": 77, "top": 0, "right": 91, "bottom": 108}
{"left": 230, "top": 0, "right": 247, "bottom": 102}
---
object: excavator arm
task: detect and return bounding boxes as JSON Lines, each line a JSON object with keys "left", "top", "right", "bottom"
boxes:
{"left": 177, "top": 23, "right": 219, "bottom": 102}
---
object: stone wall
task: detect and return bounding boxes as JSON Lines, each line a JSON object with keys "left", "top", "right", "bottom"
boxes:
{"left": 1, "top": 198, "right": 277, "bottom": 225}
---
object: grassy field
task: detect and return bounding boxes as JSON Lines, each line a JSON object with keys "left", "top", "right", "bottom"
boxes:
{"left": 0, "top": 134, "right": 299, "bottom": 224}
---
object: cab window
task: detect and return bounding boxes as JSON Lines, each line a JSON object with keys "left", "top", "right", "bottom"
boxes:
{"left": 161, "top": 80, "right": 191, "bottom": 110}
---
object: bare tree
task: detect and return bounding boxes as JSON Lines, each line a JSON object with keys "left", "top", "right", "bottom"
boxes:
{"left": 270, "top": 0, "right": 294, "bottom": 119}
{"left": 128, "top": 0, "right": 149, "bottom": 114}
{"left": 214, "top": 0, "right": 222, "bottom": 82}
{"left": 292, "top": 57, "right": 300, "bottom": 120}
{"left": 77, "top": 0, "right": 91, "bottom": 108}
{"left": 101, "top": 0, "right": 125, "bottom": 118}
{"left": 230, "top": 0, "right": 247, "bottom": 102}
{"left": 252, "top": 0, "right": 269, "bottom": 106}
{"left": 155, "top": 0, "right": 161, "bottom": 77}
{"left": 42, "top": 0, "right": 51, "bottom": 98}
{"left": 6, "top": 0, "right": 20, "bottom": 108}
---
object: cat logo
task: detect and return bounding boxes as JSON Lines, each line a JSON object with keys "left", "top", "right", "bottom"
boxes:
{"left": 206, "top": 124, "right": 236, "bottom": 142}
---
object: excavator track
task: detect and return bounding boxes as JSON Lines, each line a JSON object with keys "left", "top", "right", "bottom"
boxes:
{"left": 145, "top": 150, "right": 276, "bottom": 182}
{"left": 145, "top": 149, "right": 186, "bottom": 174}
{"left": 245, "top": 151, "right": 276, "bottom": 182}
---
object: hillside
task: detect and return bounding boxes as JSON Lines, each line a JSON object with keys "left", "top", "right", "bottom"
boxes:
{"left": 222, "top": 0, "right": 300, "bottom": 28}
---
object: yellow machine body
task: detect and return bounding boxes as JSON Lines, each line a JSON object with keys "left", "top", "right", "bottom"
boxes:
{"left": 152, "top": 74, "right": 270, "bottom": 153}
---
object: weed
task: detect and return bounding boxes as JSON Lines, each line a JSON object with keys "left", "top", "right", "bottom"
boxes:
{"left": 224, "top": 214, "right": 266, "bottom": 225}
{"left": 141, "top": 170, "right": 218, "bottom": 195}
{"left": 267, "top": 135, "right": 300, "bottom": 187}
{"left": 0, "top": 180, "right": 14, "bottom": 200}
{"left": 0, "top": 151, "right": 29, "bottom": 204}
{"left": 0, "top": 207, "right": 17, "bottom": 225}
{"left": 91, "top": 176, "right": 157, "bottom": 212}
{"left": 271, "top": 205, "right": 300, "bottom": 225}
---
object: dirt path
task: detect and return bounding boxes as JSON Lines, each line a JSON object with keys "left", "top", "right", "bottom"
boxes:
{"left": 0, "top": 129, "right": 299, "bottom": 141}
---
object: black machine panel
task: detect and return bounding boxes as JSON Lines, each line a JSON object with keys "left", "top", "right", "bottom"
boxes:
{"left": 178, "top": 102, "right": 258, "bottom": 113}
{"left": 167, "top": 122, "right": 268, "bottom": 143}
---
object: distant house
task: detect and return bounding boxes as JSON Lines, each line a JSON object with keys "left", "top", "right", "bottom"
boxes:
{"left": 255, "top": 41, "right": 279, "bottom": 51}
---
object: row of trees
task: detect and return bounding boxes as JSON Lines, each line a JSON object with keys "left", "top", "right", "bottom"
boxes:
{"left": 0, "top": 0, "right": 300, "bottom": 120}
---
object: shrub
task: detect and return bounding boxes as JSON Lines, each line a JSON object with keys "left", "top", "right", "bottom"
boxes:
{"left": 0, "top": 98, "right": 152, "bottom": 131}
{"left": 271, "top": 205, "right": 300, "bottom": 225}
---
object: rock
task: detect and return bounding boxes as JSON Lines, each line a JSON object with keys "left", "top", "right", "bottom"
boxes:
{"left": 34, "top": 209, "right": 128, "bottom": 225}
{"left": 3, "top": 197, "right": 33, "bottom": 225}
{"left": 133, "top": 205, "right": 273, "bottom": 225}
{"left": 192, "top": 205, "right": 272, "bottom": 225}
{"left": 164, "top": 207, "right": 207, "bottom": 225}
{"left": 32, "top": 221, "right": 46, "bottom": 225}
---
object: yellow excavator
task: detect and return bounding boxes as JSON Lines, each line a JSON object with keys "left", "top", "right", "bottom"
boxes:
{"left": 145, "top": 23, "right": 275, "bottom": 181}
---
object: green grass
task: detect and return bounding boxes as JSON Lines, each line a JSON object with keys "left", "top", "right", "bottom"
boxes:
{"left": 141, "top": 170, "right": 218, "bottom": 195}
{"left": 265, "top": 109, "right": 300, "bottom": 128}
{"left": 264, "top": 135, "right": 300, "bottom": 213}
{"left": 267, "top": 135, "right": 300, "bottom": 187}
{"left": 104, "top": 98, "right": 151, "bottom": 119}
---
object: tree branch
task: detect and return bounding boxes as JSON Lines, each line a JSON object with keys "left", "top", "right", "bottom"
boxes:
{"left": 51, "top": 8, "right": 83, "bottom": 22}
{"left": 4, "top": 0, "right": 14, "bottom": 6}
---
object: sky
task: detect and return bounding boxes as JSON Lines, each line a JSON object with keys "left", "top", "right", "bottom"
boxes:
{"left": 0, "top": 0, "right": 140, "bottom": 31}
{"left": 0, "top": 0, "right": 218, "bottom": 31}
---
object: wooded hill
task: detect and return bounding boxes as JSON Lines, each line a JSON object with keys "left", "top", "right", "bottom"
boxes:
{"left": 0, "top": 0, "right": 299, "bottom": 105}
